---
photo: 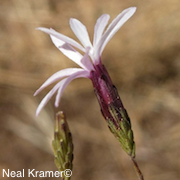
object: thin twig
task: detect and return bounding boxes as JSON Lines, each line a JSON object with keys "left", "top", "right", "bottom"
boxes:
{"left": 131, "top": 157, "right": 144, "bottom": 180}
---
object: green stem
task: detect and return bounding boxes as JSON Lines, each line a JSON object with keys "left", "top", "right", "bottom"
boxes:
{"left": 131, "top": 157, "right": 144, "bottom": 180}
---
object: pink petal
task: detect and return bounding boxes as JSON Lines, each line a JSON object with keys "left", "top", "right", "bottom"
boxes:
{"left": 80, "top": 47, "right": 94, "bottom": 71}
{"left": 55, "top": 70, "right": 90, "bottom": 107}
{"left": 94, "top": 7, "right": 136, "bottom": 62}
{"left": 35, "top": 69, "right": 90, "bottom": 116}
{"left": 93, "top": 14, "right": 110, "bottom": 47}
{"left": 36, "top": 27, "right": 85, "bottom": 52}
{"left": 34, "top": 68, "right": 84, "bottom": 96}
{"left": 50, "top": 35, "right": 93, "bottom": 71}
{"left": 35, "top": 81, "right": 62, "bottom": 116}
{"left": 70, "top": 18, "right": 92, "bottom": 49}
{"left": 50, "top": 35, "right": 83, "bottom": 66}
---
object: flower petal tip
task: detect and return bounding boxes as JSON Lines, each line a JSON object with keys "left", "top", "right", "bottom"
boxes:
{"left": 55, "top": 103, "right": 59, "bottom": 108}
{"left": 33, "top": 91, "right": 38, "bottom": 96}
{"left": 129, "top": 7, "right": 137, "bottom": 14}
{"left": 69, "top": 18, "right": 77, "bottom": 23}
{"left": 35, "top": 111, "right": 39, "bottom": 117}
{"left": 132, "top": 6, "right": 137, "bottom": 11}
{"left": 35, "top": 27, "right": 42, "bottom": 31}
{"left": 36, "top": 27, "right": 51, "bottom": 32}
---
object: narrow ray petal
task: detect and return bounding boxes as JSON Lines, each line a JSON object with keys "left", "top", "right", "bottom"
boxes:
{"left": 94, "top": 7, "right": 136, "bottom": 62}
{"left": 37, "top": 27, "right": 85, "bottom": 52}
{"left": 70, "top": 18, "right": 93, "bottom": 49}
{"left": 34, "top": 68, "right": 84, "bottom": 96}
{"left": 50, "top": 35, "right": 83, "bottom": 66}
{"left": 35, "top": 81, "right": 62, "bottom": 116}
{"left": 80, "top": 47, "right": 94, "bottom": 71}
{"left": 50, "top": 35, "right": 93, "bottom": 71}
{"left": 93, "top": 14, "right": 110, "bottom": 47}
{"left": 55, "top": 70, "right": 90, "bottom": 107}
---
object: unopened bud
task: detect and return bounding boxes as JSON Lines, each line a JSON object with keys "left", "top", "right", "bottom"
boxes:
{"left": 52, "top": 111, "right": 73, "bottom": 179}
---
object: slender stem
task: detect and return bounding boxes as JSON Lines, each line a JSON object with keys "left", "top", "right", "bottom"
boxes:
{"left": 131, "top": 157, "right": 144, "bottom": 180}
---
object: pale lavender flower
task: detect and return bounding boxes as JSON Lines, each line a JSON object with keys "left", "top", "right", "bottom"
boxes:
{"left": 34, "top": 7, "right": 136, "bottom": 116}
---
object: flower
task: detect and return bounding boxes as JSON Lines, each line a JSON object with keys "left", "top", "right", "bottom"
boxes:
{"left": 34, "top": 7, "right": 136, "bottom": 116}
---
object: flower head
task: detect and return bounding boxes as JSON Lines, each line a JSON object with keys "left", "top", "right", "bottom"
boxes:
{"left": 34, "top": 7, "right": 136, "bottom": 116}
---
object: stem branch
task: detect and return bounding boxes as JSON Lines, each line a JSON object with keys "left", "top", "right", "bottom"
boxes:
{"left": 131, "top": 157, "right": 144, "bottom": 180}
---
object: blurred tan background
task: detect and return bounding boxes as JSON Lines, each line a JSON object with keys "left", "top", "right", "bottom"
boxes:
{"left": 0, "top": 0, "right": 180, "bottom": 179}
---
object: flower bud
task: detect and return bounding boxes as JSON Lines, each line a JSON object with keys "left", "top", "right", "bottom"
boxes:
{"left": 52, "top": 111, "right": 73, "bottom": 179}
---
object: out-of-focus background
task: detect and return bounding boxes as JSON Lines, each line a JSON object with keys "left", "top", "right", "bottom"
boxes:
{"left": 0, "top": 0, "right": 180, "bottom": 179}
